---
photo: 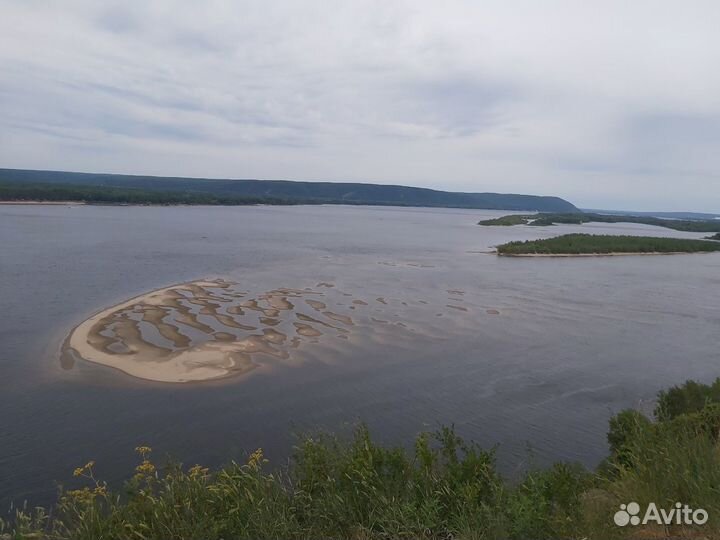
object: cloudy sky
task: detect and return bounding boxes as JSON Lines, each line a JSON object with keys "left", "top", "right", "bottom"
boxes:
{"left": 1, "top": 1, "right": 719, "bottom": 211}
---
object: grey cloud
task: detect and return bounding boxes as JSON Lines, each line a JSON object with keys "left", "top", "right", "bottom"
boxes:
{"left": 625, "top": 113, "right": 720, "bottom": 148}
{"left": 398, "top": 77, "right": 517, "bottom": 137}
{"left": 1, "top": 0, "right": 719, "bottom": 211}
{"left": 560, "top": 112, "right": 720, "bottom": 178}
{"left": 95, "top": 5, "right": 144, "bottom": 34}
{"left": 170, "top": 31, "right": 229, "bottom": 54}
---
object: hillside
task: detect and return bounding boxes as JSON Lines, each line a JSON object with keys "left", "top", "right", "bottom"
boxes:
{"left": 0, "top": 168, "right": 578, "bottom": 212}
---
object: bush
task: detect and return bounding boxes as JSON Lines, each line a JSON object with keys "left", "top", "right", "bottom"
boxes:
{"left": 2, "top": 426, "right": 602, "bottom": 540}
{"left": 10, "top": 379, "right": 720, "bottom": 539}
{"left": 655, "top": 378, "right": 720, "bottom": 420}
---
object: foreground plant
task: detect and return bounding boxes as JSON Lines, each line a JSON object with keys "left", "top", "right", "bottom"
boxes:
{"left": 5, "top": 379, "right": 720, "bottom": 539}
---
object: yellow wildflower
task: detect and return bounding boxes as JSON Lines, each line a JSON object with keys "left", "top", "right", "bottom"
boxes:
{"left": 135, "top": 460, "right": 156, "bottom": 476}
{"left": 66, "top": 488, "right": 95, "bottom": 504}
{"left": 72, "top": 460, "right": 96, "bottom": 478}
{"left": 188, "top": 464, "right": 209, "bottom": 478}
{"left": 134, "top": 446, "right": 152, "bottom": 458}
{"left": 247, "top": 448, "right": 267, "bottom": 468}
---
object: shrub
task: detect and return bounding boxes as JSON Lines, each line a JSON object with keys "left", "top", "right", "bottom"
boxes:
{"left": 655, "top": 378, "right": 720, "bottom": 420}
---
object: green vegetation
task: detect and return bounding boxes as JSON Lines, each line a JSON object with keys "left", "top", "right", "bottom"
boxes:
{"left": 707, "top": 233, "right": 720, "bottom": 240}
{"left": 655, "top": 378, "right": 720, "bottom": 421}
{"left": 479, "top": 214, "right": 536, "bottom": 226}
{"left": 5, "top": 378, "right": 720, "bottom": 539}
{"left": 478, "top": 214, "right": 531, "bottom": 226}
{"left": 0, "top": 168, "right": 579, "bottom": 211}
{"left": 496, "top": 234, "right": 720, "bottom": 256}
{"left": 479, "top": 212, "right": 720, "bottom": 233}
{"left": 0, "top": 181, "right": 290, "bottom": 206}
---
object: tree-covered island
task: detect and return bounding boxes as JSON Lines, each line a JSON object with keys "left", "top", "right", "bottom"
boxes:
{"left": 496, "top": 234, "right": 720, "bottom": 256}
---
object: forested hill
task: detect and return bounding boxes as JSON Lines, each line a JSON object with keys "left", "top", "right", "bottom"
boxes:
{"left": 0, "top": 168, "right": 579, "bottom": 212}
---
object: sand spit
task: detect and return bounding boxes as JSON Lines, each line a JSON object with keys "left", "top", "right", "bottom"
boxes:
{"left": 64, "top": 280, "right": 362, "bottom": 383}
{"left": 64, "top": 277, "right": 486, "bottom": 384}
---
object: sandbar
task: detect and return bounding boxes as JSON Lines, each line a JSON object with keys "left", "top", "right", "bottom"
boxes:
{"left": 64, "top": 279, "right": 361, "bottom": 383}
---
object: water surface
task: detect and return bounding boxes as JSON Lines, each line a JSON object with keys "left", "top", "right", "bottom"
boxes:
{"left": 1, "top": 204, "right": 718, "bottom": 508}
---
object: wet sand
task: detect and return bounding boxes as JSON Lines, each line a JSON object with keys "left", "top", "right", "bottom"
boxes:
{"left": 63, "top": 275, "right": 482, "bottom": 383}
{"left": 64, "top": 279, "right": 362, "bottom": 383}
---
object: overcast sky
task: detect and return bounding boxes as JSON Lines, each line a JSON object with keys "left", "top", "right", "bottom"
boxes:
{"left": 1, "top": 1, "right": 719, "bottom": 211}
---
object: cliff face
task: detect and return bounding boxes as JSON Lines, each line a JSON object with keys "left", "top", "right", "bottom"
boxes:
{"left": 0, "top": 168, "right": 579, "bottom": 212}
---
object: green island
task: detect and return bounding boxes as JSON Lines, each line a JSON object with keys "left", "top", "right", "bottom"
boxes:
{"left": 496, "top": 234, "right": 720, "bottom": 256}
{"left": 479, "top": 212, "right": 720, "bottom": 233}
{"left": 3, "top": 378, "right": 720, "bottom": 539}
{"left": 707, "top": 233, "right": 720, "bottom": 240}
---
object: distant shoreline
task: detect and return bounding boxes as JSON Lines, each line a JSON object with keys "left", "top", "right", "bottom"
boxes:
{"left": 0, "top": 167, "right": 579, "bottom": 212}
{"left": 0, "top": 200, "right": 86, "bottom": 205}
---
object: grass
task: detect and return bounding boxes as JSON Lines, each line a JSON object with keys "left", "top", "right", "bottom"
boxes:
{"left": 6, "top": 379, "right": 720, "bottom": 539}
{"left": 496, "top": 234, "right": 720, "bottom": 255}
{"left": 479, "top": 212, "right": 720, "bottom": 233}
